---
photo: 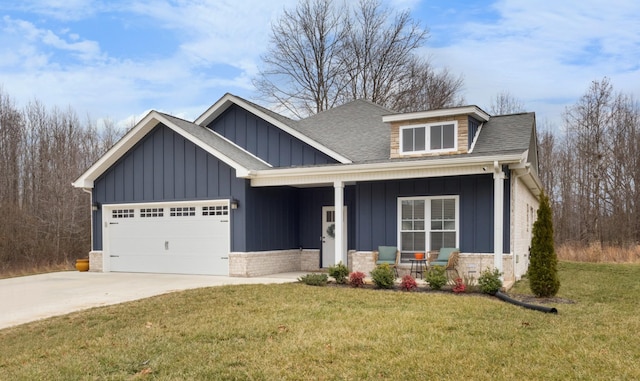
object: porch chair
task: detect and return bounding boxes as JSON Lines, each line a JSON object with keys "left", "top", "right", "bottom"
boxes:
{"left": 373, "top": 246, "right": 400, "bottom": 277}
{"left": 428, "top": 248, "right": 460, "bottom": 279}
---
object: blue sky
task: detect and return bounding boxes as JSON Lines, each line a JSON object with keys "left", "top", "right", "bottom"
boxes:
{"left": 1, "top": 0, "right": 639, "bottom": 131}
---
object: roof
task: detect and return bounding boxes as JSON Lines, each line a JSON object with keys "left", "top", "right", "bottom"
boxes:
{"left": 472, "top": 112, "right": 535, "bottom": 155}
{"left": 293, "top": 100, "right": 395, "bottom": 162}
{"left": 73, "top": 94, "right": 540, "bottom": 194}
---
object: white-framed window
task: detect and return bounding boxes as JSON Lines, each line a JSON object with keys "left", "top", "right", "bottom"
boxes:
{"left": 398, "top": 196, "right": 459, "bottom": 262}
{"left": 400, "top": 122, "right": 457, "bottom": 154}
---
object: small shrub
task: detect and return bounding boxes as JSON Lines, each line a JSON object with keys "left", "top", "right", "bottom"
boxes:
{"left": 452, "top": 277, "right": 466, "bottom": 293}
{"left": 298, "top": 273, "right": 328, "bottom": 286}
{"left": 400, "top": 274, "right": 418, "bottom": 292}
{"left": 328, "top": 262, "right": 349, "bottom": 284}
{"left": 370, "top": 263, "right": 395, "bottom": 289}
{"left": 425, "top": 266, "right": 447, "bottom": 290}
{"left": 348, "top": 271, "right": 366, "bottom": 288}
{"left": 478, "top": 268, "right": 503, "bottom": 294}
{"left": 462, "top": 274, "right": 477, "bottom": 293}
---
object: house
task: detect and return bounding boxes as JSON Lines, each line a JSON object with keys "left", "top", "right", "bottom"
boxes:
{"left": 72, "top": 93, "right": 541, "bottom": 283}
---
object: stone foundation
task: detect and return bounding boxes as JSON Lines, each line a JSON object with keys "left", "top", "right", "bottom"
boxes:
{"left": 89, "top": 251, "right": 103, "bottom": 272}
{"left": 229, "top": 249, "right": 321, "bottom": 277}
{"left": 349, "top": 251, "right": 516, "bottom": 283}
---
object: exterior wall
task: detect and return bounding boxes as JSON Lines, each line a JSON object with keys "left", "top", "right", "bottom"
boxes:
{"left": 243, "top": 186, "right": 300, "bottom": 252}
{"left": 511, "top": 174, "right": 540, "bottom": 280}
{"left": 297, "top": 186, "right": 356, "bottom": 251}
{"left": 468, "top": 117, "right": 480, "bottom": 148}
{"left": 208, "top": 104, "right": 338, "bottom": 167}
{"left": 229, "top": 249, "right": 320, "bottom": 277}
{"left": 389, "top": 115, "right": 470, "bottom": 158}
{"left": 92, "top": 123, "right": 247, "bottom": 251}
{"left": 355, "top": 175, "right": 509, "bottom": 255}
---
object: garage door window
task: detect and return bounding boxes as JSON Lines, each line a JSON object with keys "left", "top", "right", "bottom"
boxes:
{"left": 112, "top": 209, "right": 134, "bottom": 218}
{"left": 140, "top": 208, "right": 164, "bottom": 218}
{"left": 203, "top": 205, "right": 229, "bottom": 216}
{"left": 170, "top": 206, "right": 196, "bottom": 217}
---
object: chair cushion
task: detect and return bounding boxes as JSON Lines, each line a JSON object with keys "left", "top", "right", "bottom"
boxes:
{"left": 429, "top": 260, "right": 449, "bottom": 267}
{"left": 436, "top": 247, "right": 458, "bottom": 261}
{"left": 377, "top": 246, "right": 397, "bottom": 262}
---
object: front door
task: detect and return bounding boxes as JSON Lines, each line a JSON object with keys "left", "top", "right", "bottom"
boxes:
{"left": 321, "top": 206, "right": 347, "bottom": 268}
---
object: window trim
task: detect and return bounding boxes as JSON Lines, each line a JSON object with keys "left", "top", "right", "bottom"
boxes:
{"left": 397, "top": 195, "right": 460, "bottom": 263}
{"left": 399, "top": 121, "right": 458, "bottom": 154}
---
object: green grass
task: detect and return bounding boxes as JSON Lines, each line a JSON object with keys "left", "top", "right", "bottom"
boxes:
{"left": 1, "top": 262, "right": 639, "bottom": 380}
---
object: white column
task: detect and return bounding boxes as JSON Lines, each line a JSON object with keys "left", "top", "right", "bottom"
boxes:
{"left": 334, "top": 181, "right": 345, "bottom": 265}
{"left": 493, "top": 162, "right": 505, "bottom": 274}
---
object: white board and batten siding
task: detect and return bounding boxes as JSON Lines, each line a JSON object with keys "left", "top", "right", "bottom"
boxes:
{"left": 102, "top": 200, "right": 231, "bottom": 275}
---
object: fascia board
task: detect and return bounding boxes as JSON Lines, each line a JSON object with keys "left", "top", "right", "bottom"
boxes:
{"left": 382, "top": 106, "right": 491, "bottom": 123}
{"left": 72, "top": 111, "right": 252, "bottom": 189}
{"left": 250, "top": 154, "right": 524, "bottom": 186}
{"left": 195, "top": 94, "right": 353, "bottom": 164}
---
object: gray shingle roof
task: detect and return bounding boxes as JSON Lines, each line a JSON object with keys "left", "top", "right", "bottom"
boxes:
{"left": 159, "top": 113, "right": 271, "bottom": 171}
{"left": 292, "top": 99, "right": 396, "bottom": 162}
{"left": 472, "top": 112, "right": 535, "bottom": 155}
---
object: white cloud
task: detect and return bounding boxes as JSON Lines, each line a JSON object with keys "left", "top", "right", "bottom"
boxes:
{"left": 422, "top": 0, "right": 640, "bottom": 126}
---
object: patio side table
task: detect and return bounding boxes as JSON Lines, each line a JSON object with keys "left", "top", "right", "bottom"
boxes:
{"left": 409, "top": 259, "right": 427, "bottom": 279}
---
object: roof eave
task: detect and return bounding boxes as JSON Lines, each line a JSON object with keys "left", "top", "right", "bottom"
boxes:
{"left": 382, "top": 105, "right": 491, "bottom": 123}
{"left": 249, "top": 153, "right": 526, "bottom": 187}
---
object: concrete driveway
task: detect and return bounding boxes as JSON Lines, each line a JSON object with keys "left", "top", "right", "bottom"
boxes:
{"left": 0, "top": 271, "right": 305, "bottom": 330}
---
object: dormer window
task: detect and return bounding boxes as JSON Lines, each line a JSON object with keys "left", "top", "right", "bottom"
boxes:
{"left": 400, "top": 122, "right": 457, "bottom": 154}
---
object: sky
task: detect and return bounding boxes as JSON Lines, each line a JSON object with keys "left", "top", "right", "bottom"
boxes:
{"left": 0, "top": 0, "right": 639, "bottom": 132}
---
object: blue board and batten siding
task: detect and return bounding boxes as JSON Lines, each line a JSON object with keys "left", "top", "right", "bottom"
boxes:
{"left": 354, "top": 174, "right": 511, "bottom": 254}
{"left": 468, "top": 117, "right": 481, "bottom": 147}
{"left": 92, "top": 123, "right": 248, "bottom": 251}
{"left": 207, "top": 104, "right": 338, "bottom": 167}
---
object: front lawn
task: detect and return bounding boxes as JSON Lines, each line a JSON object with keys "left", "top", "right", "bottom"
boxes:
{"left": 1, "top": 262, "right": 638, "bottom": 380}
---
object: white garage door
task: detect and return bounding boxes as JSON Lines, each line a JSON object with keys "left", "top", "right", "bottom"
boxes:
{"left": 105, "top": 201, "right": 230, "bottom": 275}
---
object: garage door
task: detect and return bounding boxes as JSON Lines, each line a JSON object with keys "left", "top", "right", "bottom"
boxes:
{"left": 105, "top": 201, "right": 230, "bottom": 275}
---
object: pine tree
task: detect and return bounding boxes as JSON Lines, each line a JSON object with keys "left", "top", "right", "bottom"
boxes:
{"left": 528, "top": 192, "right": 560, "bottom": 297}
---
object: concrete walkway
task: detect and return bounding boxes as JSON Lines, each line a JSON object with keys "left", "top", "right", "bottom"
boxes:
{"left": 0, "top": 271, "right": 305, "bottom": 330}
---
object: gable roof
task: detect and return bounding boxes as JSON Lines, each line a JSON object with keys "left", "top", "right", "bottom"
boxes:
{"left": 72, "top": 111, "right": 270, "bottom": 189}
{"left": 195, "top": 93, "right": 353, "bottom": 164}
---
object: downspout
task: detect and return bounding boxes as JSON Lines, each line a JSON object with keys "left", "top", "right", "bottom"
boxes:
{"left": 513, "top": 164, "right": 532, "bottom": 281}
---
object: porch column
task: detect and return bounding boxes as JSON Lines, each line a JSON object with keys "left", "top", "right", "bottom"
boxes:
{"left": 493, "top": 162, "right": 505, "bottom": 275}
{"left": 334, "top": 180, "right": 345, "bottom": 265}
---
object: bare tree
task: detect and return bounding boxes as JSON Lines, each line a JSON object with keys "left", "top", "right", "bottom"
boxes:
{"left": 392, "top": 57, "right": 464, "bottom": 112}
{"left": 489, "top": 91, "right": 525, "bottom": 115}
{"left": 254, "top": 0, "right": 463, "bottom": 116}
{"left": 254, "top": 0, "right": 348, "bottom": 117}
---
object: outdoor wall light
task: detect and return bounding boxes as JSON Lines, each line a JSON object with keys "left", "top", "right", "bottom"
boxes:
{"left": 230, "top": 199, "right": 239, "bottom": 209}
{"left": 91, "top": 202, "right": 101, "bottom": 211}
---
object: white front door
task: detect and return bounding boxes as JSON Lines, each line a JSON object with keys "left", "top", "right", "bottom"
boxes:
{"left": 321, "top": 206, "right": 347, "bottom": 268}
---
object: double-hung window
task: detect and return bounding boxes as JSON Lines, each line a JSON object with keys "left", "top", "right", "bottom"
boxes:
{"left": 400, "top": 122, "right": 457, "bottom": 154}
{"left": 399, "top": 196, "right": 459, "bottom": 262}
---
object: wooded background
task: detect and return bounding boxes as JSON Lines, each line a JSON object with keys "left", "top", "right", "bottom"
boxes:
{"left": 1, "top": 77, "right": 638, "bottom": 272}
{"left": 0, "top": 91, "right": 120, "bottom": 271}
